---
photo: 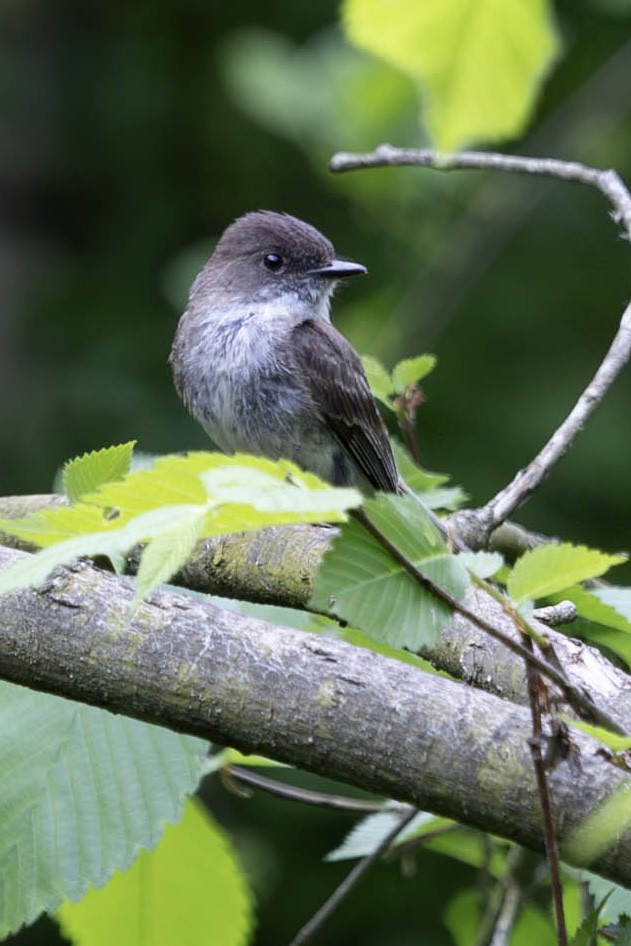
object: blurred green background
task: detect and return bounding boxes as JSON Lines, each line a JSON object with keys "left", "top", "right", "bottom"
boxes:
{"left": 3, "top": 0, "right": 630, "bottom": 554}
{"left": 2, "top": 0, "right": 631, "bottom": 942}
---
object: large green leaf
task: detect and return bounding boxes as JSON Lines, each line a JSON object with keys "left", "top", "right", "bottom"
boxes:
{"left": 56, "top": 799, "right": 253, "bottom": 946}
{"left": 506, "top": 543, "right": 626, "bottom": 604}
{"left": 343, "top": 0, "right": 560, "bottom": 149}
{"left": 311, "top": 494, "right": 470, "bottom": 649}
{"left": 0, "top": 452, "right": 362, "bottom": 601}
{"left": 0, "top": 682, "right": 206, "bottom": 937}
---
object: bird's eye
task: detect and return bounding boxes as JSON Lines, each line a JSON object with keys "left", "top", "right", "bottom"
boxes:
{"left": 263, "top": 253, "right": 283, "bottom": 271}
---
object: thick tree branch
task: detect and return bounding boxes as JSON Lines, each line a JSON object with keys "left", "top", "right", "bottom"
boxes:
{"left": 0, "top": 544, "right": 631, "bottom": 885}
{"left": 1, "top": 497, "right": 630, "bottom": 730}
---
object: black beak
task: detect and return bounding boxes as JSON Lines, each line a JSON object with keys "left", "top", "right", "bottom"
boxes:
{"left": 307, "top": 258, "right": 367, "bottom": 279}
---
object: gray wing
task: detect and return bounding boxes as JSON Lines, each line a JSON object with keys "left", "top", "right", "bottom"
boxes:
{"left": 288, "top": 318, "right": 400, "bottom": 492}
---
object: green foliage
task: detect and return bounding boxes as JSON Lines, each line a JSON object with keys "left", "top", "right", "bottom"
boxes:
{"left": 0, "top": 451, "right": 361, "bottom": 603}
{"left": 342, "top": 0, "right": 561, "bottom": 149}
{"left": 63, "top": 443, "right": 135, "bottom": 504}
{"left": 506, "top": 543, "right": 627, "bottom": 604}
{"left": 0, "top": 681, "right": 206, "bottom": 938}
{"left": 56, "top": 799, "right": 253, "bottom": 946}
{"left": 311, "top": 493, "right": 470, "bottom": 649}
{"left": 391, "top": 355, "right": 437, "bottom": 392}
{"left": 584, "top": 872, "right": 631, "bottom": 931}
{"left": 444, "top": 889, "right": 558, "bottom": 946}
{"left": 361, "top": 353, "right": 436, "bottom": 408}
{"left": 564, "top": 780, "right": 631, "bottom": 866}
{"left": 555, "top": 585, "right": 631, "bottom": 635}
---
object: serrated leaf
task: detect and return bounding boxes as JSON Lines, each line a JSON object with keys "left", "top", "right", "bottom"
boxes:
{"left": 595, "top": 587, "right": 631, "bottom": 624}
{"left": 553, "top": 585, "right": 631, "bottom": 635}
{"left": 361, "top": 354, "right": 394, "bottom": 408}
{"left": 326, "top": 809, "right": 434, "bottom": 861}
{"left": 63, "top": 443, "right": 136, "bottom": 504}
{"left": 56, "top": 798, "right": 253, "bottom": 946}
{"left": 311, "top": 494, "right": 470, "bottom": 649}
{"left": 0, "top": 504, "right": 205, "bottom": 597}
{"left": 458, "top": 551, "right": 503, "bottom": 580}
{"left": 0, "top": 453, "right": 361, "bottom": 601}
{"left": 0, "top": 505, "right": 112, "bottom": 548}
{"left": 584, "top": 873, "right": 631, "bottom": 928}
{"left": 0, "top": 681, "right": 206, "bottom": 937}
{"left": 133, "top": 508, "right": 207, "bottom": 605}
{"left": 343, "top": 0, "right": 560, "bottom": 150}
{"left": 506, "top": 544, "right": 627, "bottom": 604}
{"left": 392, "top": 355, "right": 436, "bottom": 393}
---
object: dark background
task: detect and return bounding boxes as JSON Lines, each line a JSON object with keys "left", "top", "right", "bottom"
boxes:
{"left": 2, "top": 0, "right": 631, "bottom": 942}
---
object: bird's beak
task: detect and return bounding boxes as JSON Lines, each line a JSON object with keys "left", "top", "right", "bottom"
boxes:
{"left": 307, "top": 259, "right": 367, "bottom": 279}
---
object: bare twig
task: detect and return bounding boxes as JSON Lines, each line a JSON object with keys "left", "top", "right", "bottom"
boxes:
{"left": 473, "top": 846, "right": 525, "bottom": 946}
{"left": 287, "top": 805, "right": 418, "bottom": 946}
{"left": 524, "top": 638, "right": 568, "bottom": 946}
{"left": 331, "top": 145, "right": 631, "bottom": 535}
{"left": 226, "top": 765, "right": 388, "bottom": 813}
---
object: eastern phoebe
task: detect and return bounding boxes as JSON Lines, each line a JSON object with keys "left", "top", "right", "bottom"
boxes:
{"left": 170, "top": 211, "right": 404, "bottom": 494}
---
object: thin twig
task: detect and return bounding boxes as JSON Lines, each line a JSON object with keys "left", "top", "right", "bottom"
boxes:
{"left": 473, "top": 846, "right": 524, "bottom": 946}
{"left": 351, "top": 507, "right": 627, "bottom": 735}
{"left": 524, "top": 637, "right": 568, "bottom": 946}
{"left": 286, "top": 805, "right": 418, "bottom": 946}
{"left": 227, "top": 765, "right": 388, "bottom": 813}
{"left": 331, "top": 145, "right": 631, "bottom": 534}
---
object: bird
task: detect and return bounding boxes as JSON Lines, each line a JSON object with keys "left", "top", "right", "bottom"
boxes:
{"left": 170, "top": 210, "right": 404, "bottom": 495}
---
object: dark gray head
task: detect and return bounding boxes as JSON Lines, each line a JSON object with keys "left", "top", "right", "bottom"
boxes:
{"left": 190, "top": 211, "right": 366, "bottom": 317}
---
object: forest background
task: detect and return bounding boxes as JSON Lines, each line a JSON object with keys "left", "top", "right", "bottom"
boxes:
{"left": 2, "top": 0, "right": 631, "bottom": 943}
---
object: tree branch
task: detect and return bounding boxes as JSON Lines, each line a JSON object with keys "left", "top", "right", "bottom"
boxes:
{"left": 1, "top": 545, "right": 631, "bottom": 885}
{"left": 330, "top": 145, "right": 631, "bottom": 535}
{"left": 2, "top": 497, "right": 631, "bottom": 732}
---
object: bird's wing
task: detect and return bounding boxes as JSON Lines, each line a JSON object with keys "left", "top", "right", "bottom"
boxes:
{"left": 288, "top": 318, "right": 400, "bottom": 492}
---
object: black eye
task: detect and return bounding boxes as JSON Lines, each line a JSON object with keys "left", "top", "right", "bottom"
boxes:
{"left": 264, "top": 253, "right": 283, "bottom": 271}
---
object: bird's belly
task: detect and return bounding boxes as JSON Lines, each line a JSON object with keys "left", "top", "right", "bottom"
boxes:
{"left": 179, "top": 315, "right": 358, "bottom": 486}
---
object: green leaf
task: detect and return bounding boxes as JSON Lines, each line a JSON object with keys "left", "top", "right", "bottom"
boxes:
{"left": 57, "top": 798, "right": 253, "bottom": 946}
{"left": 391, "top": 355, "right": 436, "bottom": 393}
{"left": 583, "top": 872, "right": 631, "bottom": 928}
{"left": 552, "top": 585, "right": 631, "bottom": 635}
{"left": 595, "top": 587, "right": 631, "bottom": 623}
{"left": 0, "top": 504, "right": 113, "bottom": 548}
{"left": 506, "top": 543, "right": 627, "bottom": 604}
{"left": 343, "top": 0, "right": 560, "bottom": 150}
{"left": 391, "top": 440, "right": 450, "bottom": 492}
{"left": 132, "top": 507, "right": 207, "bottom": 605}
{"left": 0, "top": 453, "right": 362, "bottom": 601}
{"left": 326, "top": 809, "right": 435, "bottom": 861}
{"left": 311, "top": 494, "right": 470, "bottom": 649}
{"left": 564, "top": 780, "right": 631, "bottom": 866}
{"left": 63, "top": 443, "right": 136, "bottom": 504}
{"left": 0, "top": 681, "right": 206, "bottom": 937}
{"left": 458, "top": 551, "right": 503, "bottom": 580}
{"left": 566, "top": 718, "right": 631, "bottom": 753}
{"left": 361, "top": 354, "right": 394, "bottom": 408}
{"left": 568, "top": 901, "right": 608, "bottom": 946}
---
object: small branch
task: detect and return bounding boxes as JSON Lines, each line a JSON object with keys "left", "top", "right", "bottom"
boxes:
{"left": 473, "top": 846, "right": 525, "bottom": 946}
{"left": 226, "top": 765, "right": 388, "bottom": 813}
{"left": 287, "top": 806, "right": 418, "bottom": 946}
{"left": 331, "top": 145, "right": 631, "bottom": 534}
{"left": 352, "top": 508, "right": 626, "bottom": 735}
{"left": 525, "top": 638, "right": 568, "bottom": 946}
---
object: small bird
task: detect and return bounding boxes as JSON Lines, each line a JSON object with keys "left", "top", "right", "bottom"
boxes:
{"left": 170, "top": 211, "right": 404, "bottom": 494}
